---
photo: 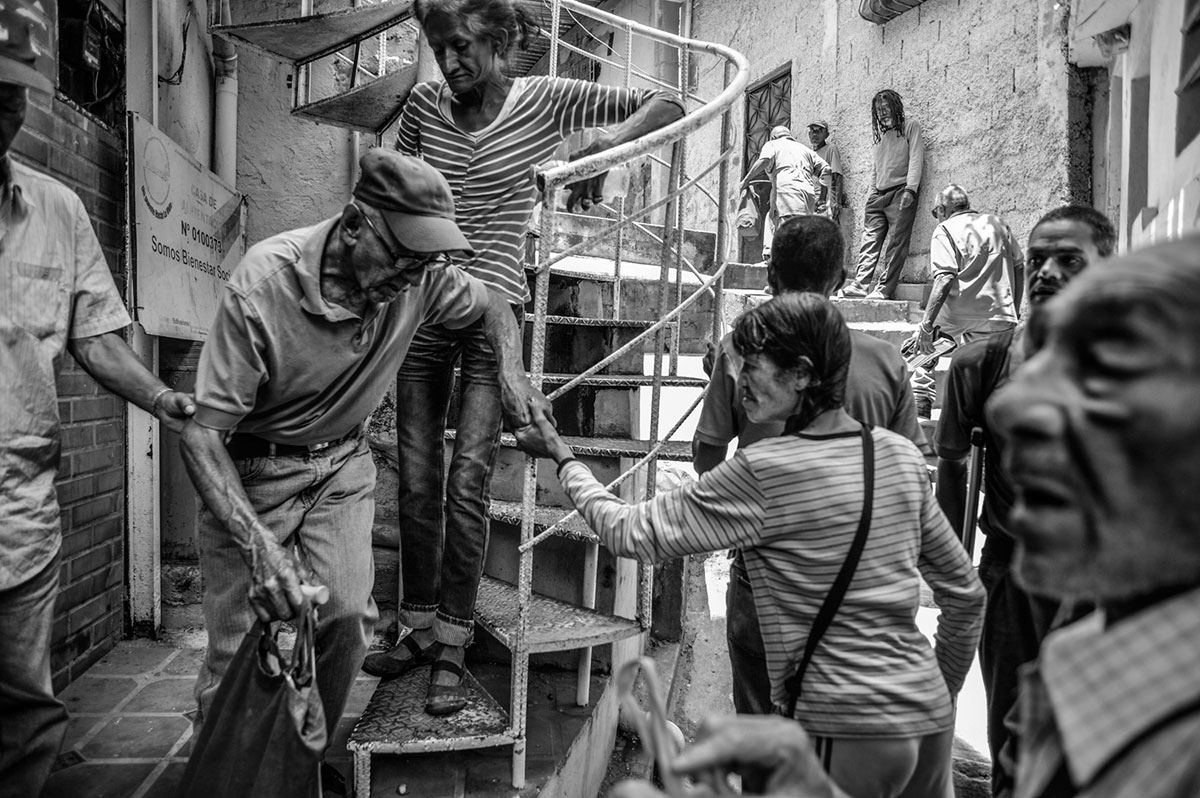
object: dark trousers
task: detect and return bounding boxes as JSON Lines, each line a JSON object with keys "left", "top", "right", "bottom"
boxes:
{"left": 396, "top": 317, "right": 503, "bottom": 647}
{"left": 0, "top": 554, "right": 68, "bottom": 798}
{"left": 977, "top": 535, "right": 1059, "bottom": 797}
{"left": 852, "top": 185, "right": 918, "bottom": 298}
{"left": 725, "top": 556, "right": 773, "bottom": 716}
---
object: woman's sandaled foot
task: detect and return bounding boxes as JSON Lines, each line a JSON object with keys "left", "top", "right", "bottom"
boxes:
{"left": 361, "top": 629, "right": 440, "bottom": 678}
{"left": 425, "top": 646, "right": 469, "bottom": 716}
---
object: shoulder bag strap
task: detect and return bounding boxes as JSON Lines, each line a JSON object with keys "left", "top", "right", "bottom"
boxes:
{"left": 784, "top": 424, "right": 875, "bottom": 718}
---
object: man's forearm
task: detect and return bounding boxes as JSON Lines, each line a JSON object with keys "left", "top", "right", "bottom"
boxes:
{"left": 69, "top": 331, "right": 169, "bottom": 413}
{"left": 936, "top": 456, "right": 969, "bottom": 540}
{"left": 180, "top": 422, "right": 268, "bottom": 553}
{"left": 692, "top": 439, "right": 728, "bottom": 475}
{"left": 922, "top": 272, "right": 955, "bottom": 329}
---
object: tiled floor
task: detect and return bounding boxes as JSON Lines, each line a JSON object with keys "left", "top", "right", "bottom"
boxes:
{"left": 42, "top": 640, "right": 599, "bottom": 798}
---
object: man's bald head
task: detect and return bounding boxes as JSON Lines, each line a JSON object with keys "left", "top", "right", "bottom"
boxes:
{"left": 934, "top": 185, "right": 970, "bottom": 220}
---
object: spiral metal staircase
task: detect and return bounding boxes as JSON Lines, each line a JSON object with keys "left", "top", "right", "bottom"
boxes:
{"left": 214, "top": 2, "right": 749, "bottom": 794}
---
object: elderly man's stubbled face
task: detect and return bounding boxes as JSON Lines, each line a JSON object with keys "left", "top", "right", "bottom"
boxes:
{"left": 989, "top": 250, "right": 1200, "bottom": 603}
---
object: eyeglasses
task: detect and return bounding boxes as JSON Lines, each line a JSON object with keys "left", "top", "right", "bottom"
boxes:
{"left": 353, "top": 202, "right": 443, "bottom": 273}
{"left": 930, "top": 208, "right": 942, "bottom": 220}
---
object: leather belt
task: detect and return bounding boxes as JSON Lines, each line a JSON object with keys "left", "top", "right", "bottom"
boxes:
{"left": 226, "top": 426, "right": 362, "bottom": 460}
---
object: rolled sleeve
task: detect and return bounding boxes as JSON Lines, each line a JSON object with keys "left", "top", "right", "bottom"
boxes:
{"left": 193, "top": 289, "right": 269, "bottom": 431}
{"left": 422, "top": 266, "right": 490, "bottom": 330}
{"left": 694, "top": 341, "right": 739, "bottom": 447}
{"left": 68, "top": 198, "right": 131, "bottom": 339}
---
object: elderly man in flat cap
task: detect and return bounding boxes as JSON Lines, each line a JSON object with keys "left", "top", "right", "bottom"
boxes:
{"left": 740, "top": 125, "right": 833, "bottom": 262}
{"left": 180, "top": 149, "right": 549, "bottom": 785}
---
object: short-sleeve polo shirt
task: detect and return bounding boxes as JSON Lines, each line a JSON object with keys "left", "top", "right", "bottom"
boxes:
{"left": 194, "top": 216, "right": 489, "bottom": 445}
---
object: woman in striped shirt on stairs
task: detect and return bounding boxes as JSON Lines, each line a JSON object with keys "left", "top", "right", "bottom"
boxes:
{"left": 521, "top": 293, "right": 986, "bottom": 798}
{"left": 360, "top": 0, "right": 684, "bottom": 718}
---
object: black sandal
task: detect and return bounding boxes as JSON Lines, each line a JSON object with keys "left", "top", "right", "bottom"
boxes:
{"left": 424, "top": 658, "right": 469, "bottom": 716}
{"left": 361, "top": 633, "right": 440, "bottom": 679}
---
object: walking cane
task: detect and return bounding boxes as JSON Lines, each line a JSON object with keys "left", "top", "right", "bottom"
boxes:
{"left": 961, "top": 427, "right": 985, "bottom": 558}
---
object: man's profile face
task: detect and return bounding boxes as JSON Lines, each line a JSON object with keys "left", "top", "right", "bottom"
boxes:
{"left": 990, "top": 263, "right": 1200, "bottom": 602}
{"left": 1025, "top": 219, "right": 1101, "bottom": 305}
{"left": 807, "top": 125, "right": 828, "bottom": 149}
{"left": 0, "top": 84, "right": 28, "bottom": 159}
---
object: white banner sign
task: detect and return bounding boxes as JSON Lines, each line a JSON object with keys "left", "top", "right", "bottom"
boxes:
{"left": 128, "top": 111, "right": 245, "bottom": 341}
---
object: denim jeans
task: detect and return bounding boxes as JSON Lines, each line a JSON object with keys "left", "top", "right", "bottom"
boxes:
{"left": 977, "top": 534, "right": 1059, "bottom": 796}
{"left": 852, "top": 185, "right": 918, "bottom": 298}
{"left": 396, "top": 317, "right": 504, "bottom": 647}
{"left": 724, "top": 553, "right": 773, "bottom": 716}
{"left": 195, "top": 436, "right": 378, "bottom": 741}
{"left": 910, "top": 323, "right": 1014, "bottom": 408}
{"left": 0, "top": 553, "right": 67, "bottom": 798}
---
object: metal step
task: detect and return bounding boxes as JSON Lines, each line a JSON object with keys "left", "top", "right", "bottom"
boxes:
{"left": 474, "top": 574, "right": 642, "bottom": 653}
{"left": 526, "top": 313, "right": 655, "bottom": 329}
{"left": 446, "top": 429, "right": 693, "bottom": 461}
{"left": 292, "top": 63, "right": 417, "bottom": 135}
{"left": 212, "top": 2, "right": 413, "bottom": 66}
{"left": 486, "top": 499, "right": 596, "bottom": 542}
{"left": 540, "top": 372, "right": 708, "bottom": 389}
{"left": 348, "top": 663, "right": 511, "bottom": 756}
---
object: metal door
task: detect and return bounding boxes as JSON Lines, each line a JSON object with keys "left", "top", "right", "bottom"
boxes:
{"left": 740, "top": 66, "right": 791, "bottom": 262}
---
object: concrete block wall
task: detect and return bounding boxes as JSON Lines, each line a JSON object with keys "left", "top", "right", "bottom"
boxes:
{"left": 687, "top": 0, "right": 1092, "bottom": 281}
{"left": 13, "top": 93, "right": 129, "bottom": 691}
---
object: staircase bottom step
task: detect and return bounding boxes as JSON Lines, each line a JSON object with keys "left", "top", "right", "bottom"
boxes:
{"left": 349, "top": 664, "right": 511, "bottom": 755}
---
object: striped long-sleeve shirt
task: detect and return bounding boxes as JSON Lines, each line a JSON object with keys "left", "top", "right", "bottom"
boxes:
{"left": 396, "top": 76, "right": 678, "bottom": 304}
{"left": 558, "top": 426, "right": 985, "bottom": 738}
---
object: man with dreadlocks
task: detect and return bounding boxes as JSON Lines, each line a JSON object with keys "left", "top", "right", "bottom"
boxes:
{"left": 841, "top": 89, "right": 925, "bottom": 300}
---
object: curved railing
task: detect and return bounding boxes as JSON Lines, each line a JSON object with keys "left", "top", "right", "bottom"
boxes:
{"left": 504, "top": 0, "right": 749, "bottom": 785}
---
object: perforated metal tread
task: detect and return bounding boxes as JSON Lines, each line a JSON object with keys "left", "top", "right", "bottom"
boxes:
{"left": 291, "top": 64, "right": 417, "bottom": 135}
{"left": 487, "top": 500, "right": 597, "bottom": 542}
{"left": 474, "top": 575, "right": 643, "bottom": 653}
{"left": 347, "top": 664, "right": 511, "bottom": 754}
{"left": 212, "top": 2, "right": 413, "bottom": 66}
{"left": 541, "top": 372, "right": 708, "bottom": 389}
{"left": 525, "top": 313, "right": 655, "bottom": 329}
{"left": 446, "top": 429, "right": 692, "bottom": 461}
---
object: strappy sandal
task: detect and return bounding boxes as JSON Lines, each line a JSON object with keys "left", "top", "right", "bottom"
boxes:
{"left": 424, "top": 658, "right": 470, "bottom": 716}
{"left": 361, "top": 634, "right": 441, "bottom": 679}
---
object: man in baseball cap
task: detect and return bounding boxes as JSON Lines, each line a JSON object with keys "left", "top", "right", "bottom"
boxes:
{"left": 180, "top": 148, "right": 551, "bottom": 787}
{"left": 807, "top": 118, "right": 844, "bottom": 221}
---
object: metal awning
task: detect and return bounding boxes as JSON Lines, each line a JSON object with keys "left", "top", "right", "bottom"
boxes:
{"left": 212, "top": 1, "right": 413, "bottom": 66}
{"left": 292, "top": 63, "right": 418, "bottom": 136}
{"left": 858, "top": 0, "right": 927, "bottom": 25}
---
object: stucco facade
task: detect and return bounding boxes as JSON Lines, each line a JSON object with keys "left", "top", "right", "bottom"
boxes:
{"left": 687, "top": 0, "right": 1094, "bottom": 282}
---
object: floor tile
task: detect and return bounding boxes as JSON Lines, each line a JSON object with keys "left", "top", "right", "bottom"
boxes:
{"left": 59, "top": 676, "right": 138, "bottom": 714}
{"left": 42, "top": 762, "right": 156, "bottom": 798}
{"left": 82, "top": 715, "right": 191, "bottom": 759}
{"left": 161, "top": 647, "right": 206, "bottom": 676}
{"left": 122, "top": 677, "right": 195, "bottom": 713}
{"left": 86, "top": 644, "right": 175, "bottom": 676}
{"left": 140, "top": 762, "right": 187, "bottom": 798}
{"left": 61, "top": 715, "right": 105, "bottom": 751}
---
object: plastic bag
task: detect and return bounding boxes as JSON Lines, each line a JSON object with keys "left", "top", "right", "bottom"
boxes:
{"left": 179, "top": 606, "right": 327, "bottom": 798}
{"left": 736, "top": 189, "right": 760, "bottom": 239}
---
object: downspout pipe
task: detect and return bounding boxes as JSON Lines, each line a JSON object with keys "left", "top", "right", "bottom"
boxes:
{"left": 213, "top": 0, "right": 237, "bottom": 185}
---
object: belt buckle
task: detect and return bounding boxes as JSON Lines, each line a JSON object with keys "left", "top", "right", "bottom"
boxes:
{"left": 308, "top": 440, "right": 333, "bottom": 453}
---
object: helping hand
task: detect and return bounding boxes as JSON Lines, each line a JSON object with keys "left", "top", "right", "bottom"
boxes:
{"left": 155, "top": 391, "right": 196, "bottom": 433}
{"left": 513, "top": 397, "right": 573, "bottom": 462}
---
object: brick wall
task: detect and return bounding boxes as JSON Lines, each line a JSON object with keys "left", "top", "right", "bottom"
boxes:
{"left": 13, "top": 93, "right": 129, "bottom": 691}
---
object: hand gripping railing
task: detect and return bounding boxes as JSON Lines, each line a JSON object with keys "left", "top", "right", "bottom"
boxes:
{"left": 502, "top": 0, "right": 749, "bottom": 789}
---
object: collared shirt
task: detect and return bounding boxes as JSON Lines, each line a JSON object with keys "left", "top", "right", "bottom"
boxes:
{"left": 1005, "top": 588, "right": 1200, "bottom": 798}
{"left": 872, "top": 120, "right": 924, "bottom": 192}
{"left": 1, "top": 156, "right": 132, "bottom": 589}
{"left": 561, "top": 428, "right": 984, "bottom": 737}
{"left": 695, "top": 328, "right": 926, "bottom": 453}
{"left": 193, "top": 216, "right": 490, "bottom": 446}
{"left": 754, "top": 138, "right": 832, "bottom": 217}
{"left": 933, "top": 210, "right": 1022, "bottom": 334}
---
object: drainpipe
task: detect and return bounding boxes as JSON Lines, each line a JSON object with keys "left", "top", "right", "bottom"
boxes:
{"left": 212, "top": 0, "right": 237, "bottom": 185}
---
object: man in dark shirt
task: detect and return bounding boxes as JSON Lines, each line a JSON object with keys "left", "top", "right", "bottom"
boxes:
{"left": 934, "top": 205, "right": 1115, "bottom": 794}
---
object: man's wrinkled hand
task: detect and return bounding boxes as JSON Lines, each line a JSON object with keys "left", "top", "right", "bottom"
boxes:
{"left": 514, "top": 397, "right": 573, "bottom": 462}
{"left": 248, "top": 530, "right": 307, "bottom": 623}
{"left": 899, "top": 190, "right": 916, "bottom": 210}
{"left": 155, "top": 391, "right": 196, "bottom": 433}
{"left": 701, "top": 340, "right": 717, "bottom": 378}
{"left": 914, "top": 323, "right": 936, "bottom": 354}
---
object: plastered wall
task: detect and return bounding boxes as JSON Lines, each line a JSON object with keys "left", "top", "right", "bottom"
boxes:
{"left": 688, "top": 0, "right": 1093, "bottom": 281}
